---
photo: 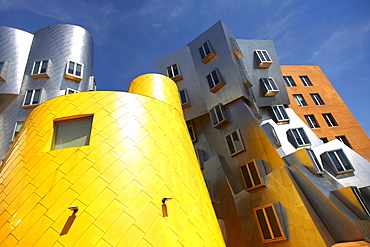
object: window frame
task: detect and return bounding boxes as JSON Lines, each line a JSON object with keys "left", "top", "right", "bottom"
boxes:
{"left": 293, "top": 94, "right": 308, "bottom": 107}
{"left": 321, "top": 149, "right": 354, "bottom": 176}
{"left": 255, "top": 49, "right": 273, "bottom": 68}
{"left": 304, "top": 114, "right": 320, "bottom": 129}
{"left": 65, "top": 60, "right": 83, "bottom": 82}
{"left": 209, "top": 104, "right": 228, "bottom": 128}
{"left": 23, "top": 88, "right": 42, "bottom": 107}
{"left": 179, "top": 89, "right": 190, "bottom": 108}
{"left": 225, "top": 129, "right": 245, "bottom": 156}
{"left": 271, "top": 105, "right": 289, "bottom": 123}
{"left": 287, "top": 128, "right": 311, "bottom": 148}
{"left": 199, "top": 41, "right": 217, "bottom": 64}
{"left": 283, "top": 76, "right": 296, "bottom": 87}
{"left": 240, "top": 159, "right": 265, "bottom": 191}
{"left": 307, "top": 149, "right": 324, "bottom": 174}
{"left": 166, "top": 63, "right": 182, "bottom": 81}
{"left": 336, "top": 135, "right": 352, "bottom": 148}
{"left": 261, "top": 77, "right": 279, "bottom": 96}
{"left": 31, "top": 60, "right": 49, "bottom": 79}
{"left": 187, "top": 124, "right": 196, "bottom": 142}
{"left": 65, "top": 88, "right": 79, "bottom": 95}
{"left": 310, "top": 93, "right": 325, "bottom": 105}
{"left": 322, "top": 113, "right": 338, "bottom": 127}
{"left": 206, "top": 69, "right": 225, "bottom": 93}
{"left": 300, "top": 76, "right": 313, "bottom": 86}
{"left": 320, "top": 137, "right": 329, "bottom": 143}
{"left": 12, "top": 121, "right": 24, "bottom": 141}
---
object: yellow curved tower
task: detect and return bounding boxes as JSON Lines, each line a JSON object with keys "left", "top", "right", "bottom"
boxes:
{"left": 0, "top": 74, "right": 225, "bottom": 246}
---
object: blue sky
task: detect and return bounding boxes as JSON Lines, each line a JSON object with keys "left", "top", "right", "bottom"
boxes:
{"left": 1, "top": 0, "right": 370, "bottom": 135}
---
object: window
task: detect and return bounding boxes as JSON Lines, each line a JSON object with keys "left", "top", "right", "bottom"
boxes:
{"left": 300, "top": 76, "right": 313, "bottom": 86}
{"left": 293, "top": 94, "right": 307, "bottom": 106}
{"left": 336, "top": 135, "right": 352, "bottom": 148}
{"left": 31, "top": 60, "right": 49, "bottom": 78}
{"left": 195, "top": 148, "right": 205, "bottom": 170}
{"left": 231, "top": 38, "right": 243, "bottom": 60}
{"left": 65, "top": 61, "right": 83, "bottom": 82}
{"left": 225, "top": 129, "right": 245, "bottom": 156}
{"left": 321, "top": 149, "right": 354, "bottom": 175}
{"left": 23, "top": 89, "right": 42, "bottom": 107}
{"left": 255, "top": 50, "right": 273, "bottom": 68}
{"left": 322, "top": 113, "right": 338, "bottom": 127}
{"left": 283, "top": 76, "right": 296, "bottom": 87}
{"left": 240, "top": 160, "right": 265, "bottom": 191}
{"left": 188, "top": 125, "right": 196, "bottom": 142}
{"left": 65, "top": 88, "right": 78, "bottom": 95}
{"left": 310, "top": 93, "right": 325, "bottom": 105}
{"left": 320, "top": 137, "right": 329, "bottom": 143}
{"left": 271, "top": 105, "right": 289, "bottom": 123}
{"left": 53, "top": 116, "right": 93, "bottom": 150}
{"left": 12, "top": 121, "right": 24, "bottom": 141}
{"left": 307, "top": 149, "right": 324, "bottom": 173}
{"left": 0, "top": 61, "right": 9, "bottom": 81}
{"left": 287, "top": 128, "right": 311, "bottom": 148}
{"left": 304, "top": 114, "right": 320, "bottom": 129}
{"left": 253, "top": 203, "right": 286, "bottom": 243}
{"left": 209, "top": 104, "right": 228, "bottom": 128}
{"left": 206, "top": 69, "right": 225, "bottom": 93}
{"left": 179, "top": 89, "right": 190, "bottom": 108}
{"left": 261, "top": 77, "right": 279, "bottom": 96}
{"left": 199, "top": 41, "right": 217, "bottom": 64}
{"left": 166, "top": 64, "right": 182, "bottom": 81}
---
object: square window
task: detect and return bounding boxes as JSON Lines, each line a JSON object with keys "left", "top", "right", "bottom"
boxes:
{"left": 255, "top": 50, "right": 273, "bottom": 68}
{"left": 209, "top": 104, "right": 228, "bottom": 128}
{"left": 293, "top": 94, "right": 307, "bottom": 106}
{"left": 322, "top": 113, "right": 338, "bottom": 127}
{"left": 287, "top": 128, "right": 311, "bottom": 148}
{"left": 0, "top": 61, "right": 9, "bottom": 81}
{"left": 310, "top": 93, "right": 325, "bottom": 105}
{"left": 12, "top": 121, "right": 24, "bottom": 141}
{"left": 166, "top": 64, "right": 182, "bottom": 81}
{"left": 65, "top": 88, "right": 79, "bottom": 94}
{"left": 240, "top": 159, "right": 266, "bottom": 191}
{"left": 283, "top": 76, "right": 296, "bottom": 87}
{"left": 321, "top": 149, "right": 354, "bottom": 175}
{"left": 300, "top": 76, "right": 313, "bottom": 86}
{"left": 261, "top": 77, "right": 279, "bottom": 96}
{"left": 179, "top": 89, "right": 190, "bottom": 108}
{"left": 23, "top": 89, "right": 42, "bottom": 107}
{"left": 199, "top": 41, "right": 217, "bottom": 64}
{"left": 206, "top": 69, "right": 225, "bottom": 93}
{"left": 304, "top": 114, "right": 320, "bottom": 128}
{"left": 53, "top": 116, "right": 93, "bottom": 150}
{"left": 31, "top": 60, "right": 49, "bottom": 79}
{"left": 336, "top": 135, "right": 352, "bottom": 148}
{"left": 253, "top": 203, "right": 287, "bottom": 243}
{"left": 271, "top": 105, "right": 289, "bottom": 123}
{"left": 225, "top": 129, "right": 245, "bottom": 156}
{"left": 187, "top": 124, "right": 196, "bottom": 142}
{"left": 65, "top": 61, "right": 83, "bottom": 82}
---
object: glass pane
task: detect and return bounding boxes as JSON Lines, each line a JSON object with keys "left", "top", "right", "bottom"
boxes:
{"left": 279, "top": 106, "right": 289, "bottom": 120}
{"left": 232, "top": 131, "right": 243, "bottom": 152}
{"left": 40, "top": 60, "right": 48, "bottom": 73}
{"left": 76, "top": 64, "right": 82, "bottom": 76}
{"left": 180, "top": 90, "right": 187, "bottom": 104}
{"left": 272, "top": 106, "right": 283, "bottom": 120}
{"left": 32, "top": 89, "right": 41, "bottom": 104}
{"left": 68, "top": 61, "right": 75, "bottom": 74}
{"left": 265, "top": 206, "right": 282, "bottom": 238}
{"left": 269, "top": 78, "right": 278, "bottom": 90}
{"left": 248, "top": 161, "right": 261, "bottom": 186}
{"left": 0, "top": 62, "right": 3, "bottom": 72}
{"left": 210, "top": 109, "right": 218, "bottom": 126}
{"left": 298, "top": 128, "right": 310, "bottom": 144}
{"left": 226, "top": 135, "right": 235, "bottom": 154}
{"left": 13, "top": 122, "right": 24, "bottom": 140}
{"left": 207, "top": 74, "right": 214, "bottom": 88}
{"left": 215, "top": 105, "right": 224, "bottom": 123}
{"left": 263, "top": 78, "right": 272, "bottom": 90}
{"left": 172, "top": 64, "right": 178, "bottom": 76}
{"left": 337, "top": 150, "right": 352, "bottom": 170}
{"left": 262, "top": 51, "right": 271, "bottom": 61}
{"left": 241, "top": 165, "right": 253, "bottom": 188}
{"left": 211, "top": 71, "right": 219, "bottom": 85}
{"left": 329, "top": 152, "right": 344, "bottom": 172}
{"left": 167, "top": 66, "right": 173, "bottom": 78}
{"left": 292, "top": 129, "right": 304, "bottom": 146}
{"left": 256, "top": 209, "right": 272, "bottom": 239}
{"left": 24, "top": 91, "right": 32, "bottom": 105}
{"left": 199, "top": 47, "right": 206, "bottom": 59}
{"left": 54, "top": 116, "right": 93, "bottom": 150}
{"left": 32, "top": 61, "right": 40, "bottom": 74}
{"left": 203, "top": 42, "right": 210, "bottom": 56}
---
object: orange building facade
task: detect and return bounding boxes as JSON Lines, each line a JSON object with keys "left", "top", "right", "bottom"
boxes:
{"left": 281, "top": 65, "right": 370, "bottom": 161}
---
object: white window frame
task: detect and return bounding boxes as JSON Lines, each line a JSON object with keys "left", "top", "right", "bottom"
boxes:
{"left": 31, "top": 60, "right": 49, "bottom": 78}
{"left": 321, "top": 149, "right": 354, "bottom": 175}
{"left": 23, "top": 89, "right": 42, "bottom": 107}
{"left": 240, "top": 159, "right": 265, "bottom": 191}
{"left": 209, "top": 104, "right": 228, "bottom": 128}
{"left": 304, "top": 114, "right": 320, "bottom": 129}
{"left": 261, "top": 77, "right": 279, "bottom": 96}
{"left": 206, "top": 69, "right": 225, "bottom": 93}
{"left": 322, "top": 113, "right": 338, "bottom": 127}
{"left": 271, "top": 105, "right": 289, "bottom": 123}
{"left": 179, "top": 89, "right": 190, "bottom": 108}
{"left": 300, "top": 76, "right": 313, "bottom": 86}
{"left": 283, "top": 76, "right": 296, "bottom": 87}
{"left": 12, "top": 121, "right": 24, "bottom": 141}
{"left": 310, "top": 93, "right": 325, "bottom": 105}
{"left": 199, "top": 41, "right": 217, "bottom": 64}
{"left": 293, "top": 94, "right": 307, "bottom": 106}
{"left": 166, "top": 63, "right": 182, "bottom": 81}
{"left": 287, "top": 128, "right": 311, "bottom": 148}
{"left": 65, "top": 88, "right": 79, "bottom": 95}
{"left": 255, "top": 50, "right": 273, "bottom": 68}
{"left": 225, "top": 129, "right": 245, "bottom": 156}
{"left": 65, "top": 60, "right": 83, "bottom": 82}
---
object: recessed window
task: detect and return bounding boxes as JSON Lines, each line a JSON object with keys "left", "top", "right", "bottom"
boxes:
{"left": 304, "top": 114, "right": 320, "bottom": 129}
{"left": 199, "top": 41, "right": 217, "bottom": 64}
{"left": 166, "top": 64, "right": 182, "bottom": 81}
{"left": 271, "top": 105, "right": 289, "bottom": 123}
{"left": 300, "top": 76, "right": 313, "bottom": 86}
{"left": 65, "top": 61, "right": 83, "bottom": 82}
{"left": 12, "top": 121, "right": 24, "bottom": 141}
{"left": 225, "top": 129, "right": 245, "bottom": 156}
{"left": 336, "top": 135, "right": 352, "bottom": 148}
{"left": 287, "top": 128, "right": 311, "bottom": 148}
{"left": 322, "top": 113, "right": 338, "bottom": 127}
{"left": 283, "top": 76, "right": 296, "bottom": 87}
{"left": 320, "top": 137, "right": 329, "bottom": 143}
{"left": 310, "top": 93, "right": 325, "bottom": 105}
{"left": 65, "top": 88, "right": 79, "bottom": 95}
{"left": 0, "top": 61, "right": 9, "bottom": 81}
{"left": 261, "top": 77, "right": 279, "bottom": 96}
{"left": 31, "top": 60, "right": 49, "bottom": 78}
{"left": 209, "top": 104, "right": 228, "bottom": 128}
{"left": 253, "top": 203, "right": 287, "bottom": 243}
{"left": 53, "top": 116, "right": 93, "bottom": 150}
{"left": 206, "top": 69, "right": 225, "bottom": 93}
{"left": 307, "top": 149, "right": 324, "bottom": 174}
{"left": 23, "top": 89, "right": 42, "bottom": 107}
{"left": 179, "top": 89, "right": 190, "bottom": 108}
{"left": 321, "top": 149, "right": 354, "bottom": 176}
{"left": 188, "top": 124, "right": 196, "bottom": 142}
{"left": 293, "top": 94, "right": 307, "bottom": 106}
{"left": 255, "top": 50, "right": 272, "bottom": 68}
{"left": 240, "top": 160, "right": 265, "bottom": 191}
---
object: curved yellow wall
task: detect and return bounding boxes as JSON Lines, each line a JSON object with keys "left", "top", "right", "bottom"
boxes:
{"left": 0, "top": 74, "right": 225, "bottom": 246}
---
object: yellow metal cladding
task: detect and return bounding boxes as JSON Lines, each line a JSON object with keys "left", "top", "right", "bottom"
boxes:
{"left": 0, "top": 74, "right": 225, "bottom": 246}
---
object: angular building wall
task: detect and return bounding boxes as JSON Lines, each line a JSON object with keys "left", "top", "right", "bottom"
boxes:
{"left": 0, "top": 74, "right": 225, "bottom": 246}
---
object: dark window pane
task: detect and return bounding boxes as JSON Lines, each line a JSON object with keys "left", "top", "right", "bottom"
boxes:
{"left": 226, "top": 135, "right": 235, "bottom": 154}
{"left": 256, "top": 209, "right": 272, "bottom": 239}
{"left": 33, "top": 61, "right": 40, "bottom": 74}
{"left": 40, "top": 60, "right": 48, "bottom": 73}
{"left": 248, "top": 161, "right": 261, "bottom": 186}
{"left": 32, "top": 89, "right": 41, "bottom": 104}
{"left": 24, "top": 91, "right": 32, "bottom": 105}
{"left": 265, "top": 206, "right": 282, "bottom": 238}
{"left": 76, "top": 64, "right": 82, "bottom": 76}
{"left": 68, "top": 61, "right": 74, "bottom": 74}
{"left": 241, "top": 165, "right": 253, "bottom": 188}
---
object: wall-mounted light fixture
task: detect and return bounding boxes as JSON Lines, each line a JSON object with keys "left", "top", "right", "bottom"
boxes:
{"left": 68, "top": 206, "right": 79, "bottom": 214}
{"left": 162, "top": 198, "right": 172, "bottom": 217}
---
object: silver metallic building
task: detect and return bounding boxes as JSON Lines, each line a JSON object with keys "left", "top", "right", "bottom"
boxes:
{"left": 155, "top": 21, "right": 370, "bottom": 246}
{"left": 0, "top": 24, "right": 95, "bottom": 162}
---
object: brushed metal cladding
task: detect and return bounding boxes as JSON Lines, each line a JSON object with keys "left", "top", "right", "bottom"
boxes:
{"left": 0, "top": 26, "right": 33, "bottom": 95}
{"left": 0, "top": 24, "right": 94, "bottom": 162}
